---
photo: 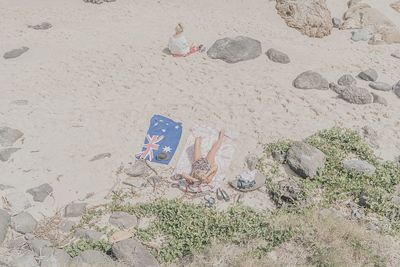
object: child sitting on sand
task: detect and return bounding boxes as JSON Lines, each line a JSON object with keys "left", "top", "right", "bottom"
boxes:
{"left": 181, "top": 130, "right": 225, "bottom": 184}
{"left": 168, "top": 23, "right": 203, "bottom": 57}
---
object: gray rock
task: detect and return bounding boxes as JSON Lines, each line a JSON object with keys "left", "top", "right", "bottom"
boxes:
{"left": 369, "top": 82, "right": 392, "bottom": 91}
{"left": 0, "top": 127, "right": 23, "bottom": 147}
{"left": 11, "top": 212, "right": 37, "bottom": 234}
{"left": 351, "top": 29, "right": 372, "bottom": 42}
{"left": 393, "top": 81, "right": 400, "bottom": 97}
{"left": 332, "top": 17, "right": 342, "bottom": 28}
{"left": 112, "top": 238, "right": 160, "bottom": 267}
{"left": 9, "top": 253, "right": 39, "bottom": 267}
{"left": 293, "top": 71, "right": 329, "bottom": 90}
{"left": 58, "top": 220, "right": 76, "bottom": 233}
{"left": 124, "top": 161, "right": 149, "bottom": 177}
{"left": 40, "top": 248, "right": 71, "bottom": 267}
{"left": 90, "top": 153, "right": 111, "bottom": 161}
{"left": 391, "top": 50, "right": 400, "bottom": 59}
{"left": 207, "top": 36, "right": 262, "bottom": 64}
{"left": 27, "top": 238, "right": 51, "bottom": 255}
{"left": 0, "top": 209, "right": 10, "bottom": 245}
{"left": 277, "top": 179, "right": 301, "bottom": 203}
{"left": 4, "top": 192, "right": 31, "bottom": 215}
{"left": 359, "top": 191, "right": 370, "bottom": 208}
{"left": 245, "top": 154, "right": 258, "bottom": 171}
{"left": 286, "top": 142, "right": 326, "bottom": 179}
{"left": 392, "top": 196, "right": 400, "bottom": 206}
{"left": 372, "top": 93, "right": 388, "bottom": 106}
{"left": 338, "top": 74, "right": 356, "bottom": 87}
{"left": 358, "top": 69, "right": 378, "bottom": 82}
{"left": 74, "top": 228, "right": 105, "bottom": 242}
{"left": 69, "top": 250, "right": 113, "bottom": 266}
{"left": 28, "top": 22, "right": 52, "bottom": 30}
{"left": 343, "top": 159, "right": 376, "bottom": 176}
{"left": 0, "top": 148, "right": 20, "bottom": 162}
{"left": 3, "top": 47, "right": 29, "bottom": 59}
{"left": 26, "top": 183, "right": 53, "bottom": 202}
{"left": 338, "top": 86, "right": 373, "bottom": 104}
{"left": 266, "top": 48, "right": 290, "bottom": 64}
{"left": 12, "top": 100, "right": 28, "bottom": 106}
{"left": 64, "top": 203, "right": 87, "bottom": 217}
{"left": 109, "top": 212, "right": 138, "bottom": 230}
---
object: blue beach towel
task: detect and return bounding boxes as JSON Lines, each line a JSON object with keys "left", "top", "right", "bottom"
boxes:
{"left": 136, "top": 115, "right": 182, "bottom": 165}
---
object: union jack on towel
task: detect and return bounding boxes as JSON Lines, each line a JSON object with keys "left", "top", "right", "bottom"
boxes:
{"left": 136, "top": 115, "right": 182, "bottom": 165}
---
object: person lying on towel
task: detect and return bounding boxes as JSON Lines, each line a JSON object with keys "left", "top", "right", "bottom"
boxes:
{"left": 182, "top": 130, "right": 225, "bottom": 184}
{"left": 168, "top": 23, "right": 204, "bottom": 57}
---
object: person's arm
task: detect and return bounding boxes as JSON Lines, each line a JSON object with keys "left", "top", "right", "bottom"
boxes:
{"left": 203, "top": 166, "right": 218, "bottom": 184}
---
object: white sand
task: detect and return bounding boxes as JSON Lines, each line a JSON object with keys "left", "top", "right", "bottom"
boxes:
{"left": 1, "top": 0, "right": 400, "bottom": 218}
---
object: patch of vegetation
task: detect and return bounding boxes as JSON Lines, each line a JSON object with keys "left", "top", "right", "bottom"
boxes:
{"left": 111, "top": 199, "right": 293, "bottom": 263}
{"left": 64, "top": 239, "right": 112, "bottom": 257}
{"left": 261, "top": 127, "right": 400, "bottom": 231}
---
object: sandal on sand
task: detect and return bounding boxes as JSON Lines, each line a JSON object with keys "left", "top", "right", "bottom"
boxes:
{"left": 204, "top": 195, "right": 216, "bottom": 207}
{"left": 221, "top": 189, "right": 230, "bottom": 202}
{"left": 216, "top": 188, "right": 224, "bottom": 201}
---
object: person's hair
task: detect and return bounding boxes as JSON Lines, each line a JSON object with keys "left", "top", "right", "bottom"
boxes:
{"left": 175, "top": 23, "right": 184, "bottom": 34}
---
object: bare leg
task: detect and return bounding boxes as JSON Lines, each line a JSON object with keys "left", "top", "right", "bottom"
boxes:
{"left": 193, "top": 137, "right": 202, "bottom": 163}
{"left": 206, "top": 130, "right": 225, "bottom": 167}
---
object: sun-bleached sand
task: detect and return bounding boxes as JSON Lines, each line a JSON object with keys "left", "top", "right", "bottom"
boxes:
{"left": 1, "top": 0, "right": 400, "bottom": 235}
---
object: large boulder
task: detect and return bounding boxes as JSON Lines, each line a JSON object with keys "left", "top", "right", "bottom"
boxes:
{"left": 286, "top": 142, "right": 326, "bottom": 179}
{"left": 293, "top": 70, "right": 329, "bottom": 90}
{"left": 0, "top": 127, "right": 23, "bottom": 147}
{"left": 207, "top": 36, "right": 262, "bottom": 64}
{"left": 341, "top": 2, "right": 400, "bottom": 44}
{"left": 276, "top": 0, "right": 333, "bottom": 38}
{"left": 0, "top": 209, "right": 10, "bottom": 245}
{"left": 112, "top": 238, "right": 160, "bottom": 267}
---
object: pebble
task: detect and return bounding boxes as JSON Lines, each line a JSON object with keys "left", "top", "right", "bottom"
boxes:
{"left": 26, "top": 183, "right": 53, "bottom": 202}
{"left": 369, "top": 82, "right": 392, "bottom": 91}
{"left": 265, "top": 48, "right": 290, "bottom": 64}
{"left": 358, "top": 69, "right": 378, "bottom": 82}
{"left": 64, "top": 203, "right": 87, "bottom": 217}
{"left": 0, "top": 148, "right": 20, "bottom": 162}
{"left": 338, "top": 74, "right": 356, "bottom": 87}
{"left": 28, "top": 22, "right": 52, "bottom": 30}
{"left": 3, "top": 47, "right": 29, "bottom": 59}
{"left": 109, "top": 212, "right": 138, "bottom": 230}
{"left": 112, "top": 238, "right": 160, "bottom": 267}
{"left": 0, "top": 127, "right": 23, "bottom": 147}
{"left": 293, "top": 70, "right": 329, "bottom": 90}
{"left": 11, "top": 212, "right": 38, "bottom": 234}
{"left": 351, "top": 29, "right": 372, "bottom": 42}
{"left": 0, "top": 209, "right": 10, "bottom": 245}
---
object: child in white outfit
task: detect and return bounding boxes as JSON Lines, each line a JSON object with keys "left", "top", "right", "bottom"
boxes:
{"left": 168, "top": 23, "right": 203, "bottom": 57}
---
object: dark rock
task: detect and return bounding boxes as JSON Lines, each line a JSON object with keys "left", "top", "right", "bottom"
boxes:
{"left": 393, "top": 81, "right": 400, "bottom": 97}
{"left": 272, "top": 150, "right": 286, "bottom": 164}
{"left": 64, "top": 203, "right": 87, "bottom": 217}
{"left": 26, "top": 183, "right": 53, "bottom": 202}
{"left": 358, "top": 69, "right": 378, "bottom": 82}
{"left": 293, "top": 71, "right": 329, "bottom": 90}
{"left": 338, "top": 86, "right": 373, "bottom": 104}
{"left": 338, "top": 74, "right": 356, "bottom": 87}
{"left": 343, "top": 159, "right": 376, "bottom": 175}
{"left": 109, "top": 212, "right": 138, "bottom": 230}
{"left": 332, "top": 17, "right": 342, "bottom": 28}
{"left": 277, "top": 179, "right": 301, "bottom": 203}
{"left": 0, "top": 209, "right": 10, "bottom": 245}
{"left": 369, "top": 82, "right": 392, "bottom": 91}
{"left": 372, "top": 93, "right": 388, "bottom": 106}
{"left": 112, "top": 238, "right": 160, "bottom": 267}
{"left": 359, "top": 191, "right": 370, "bottom": 208}
{"left": 0, "top": 148, "right": 20, "bottom": 162}
{"left": 89, "top": 153, "right": 111, "bottom": 161}
{"left": 3, "top": 47, "right": 29, "bottom": 59}
{"left": 11, "top": 212, "right": 37, "bottom": 234}
{"left": 207, "top": 36, "right": 262, "bottom": 64}
{"left": 266, "top": 48, "right": 290, "bottom": 64}
{"left": 0, "top": 127, "right": 23, "bottom": 147}
{"left": 28, "top": 22, "right": 52, "bottom": 30}
{"left": 286, "top": 142, "right": 326, "bottom": 179}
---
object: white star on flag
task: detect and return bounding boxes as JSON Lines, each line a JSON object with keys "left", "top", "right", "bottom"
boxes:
{"left": 163, "top": 146, "right": 172, "bottom": 153}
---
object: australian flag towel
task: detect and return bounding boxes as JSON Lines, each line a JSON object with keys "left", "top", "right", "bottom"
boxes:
{"left": 136, "top": 115, "right": 182, "bottom": 165}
